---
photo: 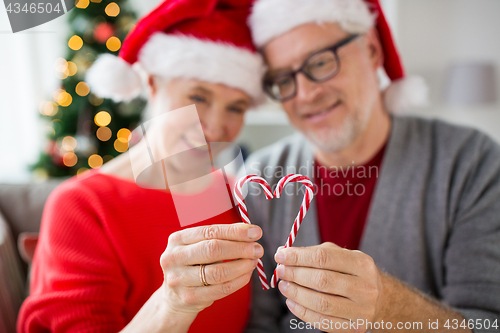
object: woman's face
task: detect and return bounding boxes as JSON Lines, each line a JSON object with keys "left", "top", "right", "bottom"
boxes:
{"left": 147, "top": 77, "right": 252, "bottom": 172}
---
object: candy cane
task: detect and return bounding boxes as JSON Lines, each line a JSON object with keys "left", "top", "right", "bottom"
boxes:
{"left": 234, "top": 175, "right": 273, "bottom": 290}
{"left": 270, "top": 174, "right": 314, "bottom": 288}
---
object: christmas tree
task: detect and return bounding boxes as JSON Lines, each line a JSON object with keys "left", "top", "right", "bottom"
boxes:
{"left": 32, "top": 0, "right": 145, "bottom": 179}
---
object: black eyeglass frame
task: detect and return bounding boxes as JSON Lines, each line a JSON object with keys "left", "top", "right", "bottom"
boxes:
{"left": 263, "top": 34, "right": 360, "bottom": 101}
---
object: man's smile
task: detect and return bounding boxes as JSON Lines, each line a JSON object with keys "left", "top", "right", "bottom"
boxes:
{"left": 302, "top": 100, "right": 342, "bottom": 123}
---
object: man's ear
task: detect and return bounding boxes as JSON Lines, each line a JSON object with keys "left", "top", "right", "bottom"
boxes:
{"left": 365, "top": 27, "right": 384, "bottom": 70}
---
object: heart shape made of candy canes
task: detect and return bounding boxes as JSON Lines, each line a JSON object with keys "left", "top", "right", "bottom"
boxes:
{"left": 233, "top": 174, "right": 314, "bottom": 290}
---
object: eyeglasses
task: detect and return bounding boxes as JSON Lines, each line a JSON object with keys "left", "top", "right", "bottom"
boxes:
{"left": 263, "top": 34, "right": 360, "bottom": 102}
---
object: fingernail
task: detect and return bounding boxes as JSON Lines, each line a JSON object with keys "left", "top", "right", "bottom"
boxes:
{"left": 286, "top": 299, "right": 296, "bottom": 310}
{"left": 275, "top": 251, "right": 285, "bottom": 263}
{"left": 254, "top": 244, "right": 264, "bottom": 257}
{"left": 279, "top": 280, "right": 289, "bottom": 293}
{"left": 248, "top": 227, "right": 260, "bottom": 239}
{"left": 277, "top": 264, "right": 285, "bottom": 279}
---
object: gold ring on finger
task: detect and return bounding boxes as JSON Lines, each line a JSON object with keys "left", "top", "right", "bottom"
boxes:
{"left": 200, "top": 264, "right": 209, "bottom": 287}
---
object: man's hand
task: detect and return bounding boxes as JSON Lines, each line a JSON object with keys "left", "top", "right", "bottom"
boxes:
{"left": 274, "top": 242, "right": 384, "bottom": 332}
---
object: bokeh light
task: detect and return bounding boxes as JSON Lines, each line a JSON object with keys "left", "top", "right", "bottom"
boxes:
{"left": 105, "top": 2, "right": 120, "bottom": 17}
{"left": 68, "top": 35, "right": 83, "bottom": 51}
{"left": 75, "top": 82, "right": 90, "bottom": 96}
{"left": 106, "top": 36, "right": 121, "bottom": 52}
{"left": 54, "top": 90, "right": 73, "bottom": 107}
{"left": 62, "top": 136, "right": 77, "bottom": 151}
{"left": 117, "top": 128, "right": 131, "bottom": 142}
{"left": 75, "top": 0, "right": 89, "bottom": 9}
{"left": 54, "top": 58, "right": 68, "bottom": 72}
{"left": 45, "top": 126, "right": 56, "bottom": 137}
{"left": 63, "top": 152, "right": 78, "bottom": 167}
{"left": 96, "top": 126, "right": 112, "bottom": 141}
{"left": 114, "top": 139, "right": 129, "bottom": 153}
{"left": 94, "top": 111, "right": 111, "bottom": 127}
{"left": 89, "top": 94, "right": 103, "bottom": 106}
{"left": 88, "top": 154, "right": 103, "bottom": 169}
{"left": 77, "top": 167, "right": 89, "bottom": 177}
{"left": 39, "top": 101, "right": 58, "bottom": 116}
{"left": 103, "top": 155, "right": 113, "bottom": 163}
{"left": 54, "top": 58, "right": 69, "bottom": 79}
{"left": 67, "top": 61, "right": 78, "bottom": 76}
{"left": 55, "top": 70, "right": 68, "bottom": 80}
{"left": 33, "top": 168, "right": 49, "bottom": 181}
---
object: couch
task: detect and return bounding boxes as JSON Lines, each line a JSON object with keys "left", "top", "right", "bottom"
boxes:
{"left": 0, "top": 180, "right": 63, "bottom": 333}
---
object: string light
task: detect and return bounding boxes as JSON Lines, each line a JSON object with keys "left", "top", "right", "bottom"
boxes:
{"left": 63, "top": 152, "right": 78, "bottom": 167}
{"left": 117, "top": 128, "right": 131, "bottom": 142}
{"left": 75, "top": 0, "right": 89, "bottom": 9}
{"left": 114, "top": 139, "right": 128, "bottom": 153}
{"left": 62, "top": 136, "right": 77, "bottom": 151}
{"left": 54, "top": 58, "right": 69, "bottom": 79}
{"left": 67, "top": 61, "right": 78, "bottom": 76}
{"left": 96, "top": 126, "right": 112, "bottom": 141}
{"left": 54, "top": 90, "right": 72, "bottom": 107}
{"left": 88, "top": 154, "right": 103, "bottom": 169}
{"left": 89, "top": 94, "right": 103, "bottom": 106}
{"left": 94, "top": 111, "right": 111, "bottom": 127}
{"left": 77, "top": 167, "right": 89, "bottom": 177}
{"left": 75, "top": 82, "right": 90, "bottom": 96}
{"left": 105, "top": 2, "right": 120, "bottom": 17}
{"left": 103, "top": 155, "right": 113, "bottom": 163}
{"left": 68, "top": 35, "right": 83, "bottom": 51}
{"left": 106, "top": 36, "right": 121, "bottom": 52}
{"left": 45, "top": 126, "right": 55, "bottom": 137}
{"left": 39, "top": 101, "right": 58, "bottom": 116}
{"left": 33, "top": 168, "right": 49, "bottom": 181}
{"left": 54, "top": 58, "right": 68, "bottom": 72}
{"left": 55, "top": 70, "right": 68, "bottom": 80}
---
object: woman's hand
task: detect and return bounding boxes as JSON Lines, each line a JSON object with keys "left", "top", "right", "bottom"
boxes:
{"left": 161, "top": 223, "right": 263, "bottom": 315}
{"left": 121, "top": 223, "right": 263, "bottom": 333}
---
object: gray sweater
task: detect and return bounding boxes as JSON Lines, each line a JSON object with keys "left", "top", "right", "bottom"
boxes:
{"left": 242, "top": 116, "right": 500, "bottom": 333}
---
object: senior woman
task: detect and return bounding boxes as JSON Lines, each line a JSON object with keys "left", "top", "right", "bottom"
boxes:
{"left": 17, "top": 0, "right": 266, "bottom": 332}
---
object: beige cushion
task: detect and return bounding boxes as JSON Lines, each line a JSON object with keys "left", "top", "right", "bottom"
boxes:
{"left": 0, "top": 212, "right": 25, "bottom": 333}
{"left": 0, "top": 181, "right": 63, "bottom": 242}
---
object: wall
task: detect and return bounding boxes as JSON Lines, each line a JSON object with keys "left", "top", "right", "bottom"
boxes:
{"left": 396, "top": 0, "right": 500, "bottom": 142}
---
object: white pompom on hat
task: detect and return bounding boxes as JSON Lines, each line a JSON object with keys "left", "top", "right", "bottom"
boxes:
{"left": 86, "top": 0, "right": 266, "bottom": 104}
{"left": 249, "top": 0, "right": 428, "bottom": 113}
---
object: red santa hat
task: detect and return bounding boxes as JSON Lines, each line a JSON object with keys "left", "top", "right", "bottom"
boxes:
{"left": 249, "top": 0, "right": 428, "bottom": 113}
{"left": 86, "top": 0, "right": 265, "bottom": 104}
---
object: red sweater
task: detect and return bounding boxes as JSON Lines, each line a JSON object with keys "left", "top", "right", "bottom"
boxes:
{"left": 18, "top": 172, "right": 250, "bottom": 333}
{"left": 315, "top": 144, "right": 386, "bottom": 250}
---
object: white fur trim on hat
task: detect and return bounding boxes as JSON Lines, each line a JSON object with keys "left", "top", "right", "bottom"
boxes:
{"left": 86, "top": 34, "right": 266, "bottom": 104}
{"left": 249, "top": 0, "right": 376, "bottom": 48}
{"left": 384, "top": 76, "right": 429, "bottom": 114}
{"left": 138, "top": 33, "right": 266, "bottom": 103}
{"left": 85, "top": 54, "right": 143, "bottom": 102}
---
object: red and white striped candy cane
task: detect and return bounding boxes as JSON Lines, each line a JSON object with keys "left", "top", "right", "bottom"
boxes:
{"left": 270, "top": 174, "right": 314, "bottom": 288}
{"left": 234, "top": 175, "right": 273, "bottom": 290}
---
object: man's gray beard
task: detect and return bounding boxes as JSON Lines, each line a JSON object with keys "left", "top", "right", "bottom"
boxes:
{"left": 304, "top": 107, "right": 372, "bottom": 154}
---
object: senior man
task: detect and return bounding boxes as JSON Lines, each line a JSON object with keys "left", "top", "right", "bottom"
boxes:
{"left": 241, "top": 0, "right": 500, "bottom": 332}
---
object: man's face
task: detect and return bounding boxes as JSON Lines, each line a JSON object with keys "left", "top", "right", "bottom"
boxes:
{"left": 263, "top": 23, "right": 383, "bottom": 153}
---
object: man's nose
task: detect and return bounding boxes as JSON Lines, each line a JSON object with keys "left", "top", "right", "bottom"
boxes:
{"left": 295, "top": 72, "right": 323, "bottom": 103}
